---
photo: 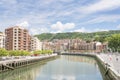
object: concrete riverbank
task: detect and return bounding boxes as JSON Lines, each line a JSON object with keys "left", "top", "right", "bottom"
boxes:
{"left": 0, "top": 54, "right": 57, "bottom": 72}
{"left": 96, "top": 54, "right": 120, "bottom": 80}
{"left": 62, "top": 53, "right": 120, "bottom": 80}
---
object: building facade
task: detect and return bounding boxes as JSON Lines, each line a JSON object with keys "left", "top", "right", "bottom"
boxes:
{"left": 5, "top": 26, "right": 31, "bottom": 51}
{"left": 0, "top": 32, "right": 5, "bottom": 48}
{"left": 42, "top": 39, "right": 103, "bottom": 53}
{"left": 31, "top": 37, "right": 42, "bottom": 51}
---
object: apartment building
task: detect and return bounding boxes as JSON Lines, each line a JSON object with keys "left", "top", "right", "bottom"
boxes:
{"left": 42, "top": 39, "right": 98, "bottom": 52}
{"left": 0, "top": 32, "right": 5, "bottom": 48}
{"left": 42, "top": 41, "right": 53, "bottom": 50}
{"left": 5, "top": 26, "right": 31, "bottom": 51}
{"left": 31, "top": 37, "right": 42, "bottom": 51}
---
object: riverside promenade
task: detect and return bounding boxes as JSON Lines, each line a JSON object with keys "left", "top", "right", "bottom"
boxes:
{"left": 97, "top": 53, "right": 120, "bottom": 77}
{"left": 62, "top": 52, "right": 120, "bottom": 80}
{"left": 0, "top": 54, "right": 57, "bottom": 62}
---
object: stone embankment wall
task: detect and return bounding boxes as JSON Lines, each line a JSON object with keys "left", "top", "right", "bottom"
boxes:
{"left": 0, "top": 54, "right": 57, "bottom": 72}
{"left": 96, "top": 55, "right": 120, "bottom": 80}
{"left": 62, "top": 53, "right": 120, "bottom": 80}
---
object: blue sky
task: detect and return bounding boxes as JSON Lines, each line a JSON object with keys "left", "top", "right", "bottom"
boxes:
{"left": 0, "top": 0, "right": 120, "bottom": 34}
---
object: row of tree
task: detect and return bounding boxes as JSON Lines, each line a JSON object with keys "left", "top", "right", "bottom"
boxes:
{"left": 0, "top": 48, "right": 53, "bottom": 56}
{"left": 33, "top": 50, "right": 53, "bottom": 55}
{"left": 0, "top": 49, "right": 31, "bottom": 56}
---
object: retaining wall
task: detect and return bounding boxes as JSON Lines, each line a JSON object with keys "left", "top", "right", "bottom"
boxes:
{"left": 62, "top": 53, "right": 120, "bottom": 80}
{"left": 0, "top": 54, "right": 57, "bottom": 72}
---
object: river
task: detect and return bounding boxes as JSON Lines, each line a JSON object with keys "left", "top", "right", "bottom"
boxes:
{"left": 0, "top": 55, "right": 104, "bottom": 80}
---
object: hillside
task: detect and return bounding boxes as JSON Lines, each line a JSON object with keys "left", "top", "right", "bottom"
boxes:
{"left": 34, "top": 30, "right": 120, "bottom": 42}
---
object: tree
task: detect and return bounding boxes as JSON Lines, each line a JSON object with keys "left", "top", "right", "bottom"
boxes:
{"left": 19, "top": 50, "right": 30, "bottom": 56}
{"left": 33, "top": 50, "right": 53, "bottom": 55}
{"left": 33, "top": 50, "right": 41, "bottom": 55}
{"left": 94, "top": 35, "right": 106, "bottom": 43}
{"left": 9, "top": 50, "right": 30, "bottom": 56}
{"left": 0, "top": 48, "right": 8, "bottom": 56}
{"left": 107, "top": 34, "right": 120, "bottom": 52}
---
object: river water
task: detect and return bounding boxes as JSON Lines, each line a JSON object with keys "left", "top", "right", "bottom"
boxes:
{"left": 0, "top": 55, "right": 104, "bottom": 80}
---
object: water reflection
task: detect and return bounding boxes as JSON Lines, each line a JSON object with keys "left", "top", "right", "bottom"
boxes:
{"left": 39, "top": 55, "right": 102, "bottom": 80}
{"left": 0, "top": 63, "right": 44, "bottom": 80}
{"left": 0, "top": 56, "right": 103, "bottom": 80}
{"left": 63, "top": 55, "right": 96, "bottom": 64}
{"left": 0, "top": 58, "right": 56, "bottom": 80}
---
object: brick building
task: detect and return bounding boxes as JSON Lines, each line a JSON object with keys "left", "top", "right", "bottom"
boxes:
{"left": 5, "top": 26, "right": 31, "bottom": 51}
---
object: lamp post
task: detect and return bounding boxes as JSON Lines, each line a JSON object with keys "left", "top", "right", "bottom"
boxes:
{"left": 117, "top": 47, "right": 119, "bottom": 54}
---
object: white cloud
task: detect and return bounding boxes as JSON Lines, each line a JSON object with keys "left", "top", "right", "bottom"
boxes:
{"left": 82, "top": 15, "right": 120, "bottom": 24}
{"left": 51, "top": 21, "right": 75, "bottom": 32}
{"left": 94, "top": 28, "right": 109, "bottom": 32}
{"left": 80, "top": 0, "right": 120, "bottom": 14}
{"left": 73, "top": 27, "right": 109, "bottom": 33}
{"left": 51, "top": 75, "right": 75, "bottom": 80}
{"left": 39, "top": 0, "right": 74, "bottom": 5}
{"left": 117, "top": 24, "right": 120, "bottom": 29}
{"left": 74, "top": 27, "right": 87, "bottom": 32}
{"left": 30, "top": 27, "right": 49, "bottom": 35}
{"left": 16, "top": 21, "right": 29, "bottom": 28}
{"left": 0, "top": 0, "right": 120, "bottom": 34}
{"left": 50, "top": 31, "right": 61, "bottom": 33}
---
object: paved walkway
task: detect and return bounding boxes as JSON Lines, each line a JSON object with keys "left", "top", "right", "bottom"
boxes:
{"left": 0, "top": 54, "right": 57, "bottom": 64}
{"left": 97, "top": 53, "right": 120, "bottom": 75}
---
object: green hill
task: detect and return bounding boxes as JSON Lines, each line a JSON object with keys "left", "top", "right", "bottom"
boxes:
{"left": 34, "top": 30, "right": 120, "bottom": 42}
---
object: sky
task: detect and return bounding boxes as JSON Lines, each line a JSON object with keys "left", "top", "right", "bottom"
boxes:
{"left": 0, "top": 0, "right": 120, "bottom": 35}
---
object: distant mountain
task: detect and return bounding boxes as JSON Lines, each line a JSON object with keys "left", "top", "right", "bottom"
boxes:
{"left": 34, "top": 30, "right": 120, "bottom": 42}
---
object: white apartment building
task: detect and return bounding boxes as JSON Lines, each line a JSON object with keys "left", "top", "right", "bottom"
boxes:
{"left": 31, "top": 37, "right": 42, "bottom": 51}
{"left": 0, "top": 32, "right": 5, "bottom": 48}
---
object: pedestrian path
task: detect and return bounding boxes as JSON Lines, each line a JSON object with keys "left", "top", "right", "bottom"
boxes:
{"left": 0, "top": 54, "right": 57, "bottom": 64}
{"left": 97, "top": 53, "right": 120, "bottom": 75}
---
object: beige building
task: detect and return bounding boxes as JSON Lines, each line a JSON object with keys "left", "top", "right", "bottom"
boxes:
{"left": 5, "top": 26, "right": 31, "bottom": 51}
{"left": 0, "top": 32, "right": 5, "bottom": 48}
{"left": 42, "top": 41, "right": 53, "bottom": 50}
{"left": 95, "top": 42, "right": 102, "bottom": 53}
{"left": 31, "top": 37, "right": 42, "bottom": 51}
{"left": 42, "top": 39, "right": 97, "bottom": 52}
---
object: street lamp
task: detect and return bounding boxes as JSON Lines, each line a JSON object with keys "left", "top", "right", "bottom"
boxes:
{"left": 117, "top": 46, "right": 120, "bottom": 54}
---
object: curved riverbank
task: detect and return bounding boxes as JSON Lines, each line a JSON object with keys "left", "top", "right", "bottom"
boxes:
{"left": 61, "top": 53, "right": 120, "bottom": 80}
